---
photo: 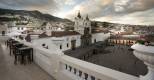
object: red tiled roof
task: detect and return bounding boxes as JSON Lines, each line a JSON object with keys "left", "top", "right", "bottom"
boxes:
{"left": 92, "top": 30, "right": 109, "bottom": 33}
{"left": 39, "top": 32, "right": 49, "bottom": 38}
{"left": 51, "top": 31, "right": 80, "bottom": 37}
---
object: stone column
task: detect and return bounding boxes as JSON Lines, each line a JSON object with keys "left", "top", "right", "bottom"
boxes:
{"left": 131, "top": 44, "right": 154, "bottom": 80}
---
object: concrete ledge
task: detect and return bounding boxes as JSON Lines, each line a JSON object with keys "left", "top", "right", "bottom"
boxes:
{"left": 131, "top": 44, "right": 154, "bottom": 55}
{"left": 61, "top": 55, "right": 139, "bottom": 80}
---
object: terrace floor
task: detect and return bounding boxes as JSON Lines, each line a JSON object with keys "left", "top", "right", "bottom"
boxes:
{"left": 0, "top": 41, "right": 55, "bottom": 80}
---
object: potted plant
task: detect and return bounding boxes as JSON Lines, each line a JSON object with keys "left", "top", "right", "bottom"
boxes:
{"left": 136, "top": 40, "right": 145, "bottom": 45}
{"left": 137, "top": 35, "right": 150, "bottom": 45}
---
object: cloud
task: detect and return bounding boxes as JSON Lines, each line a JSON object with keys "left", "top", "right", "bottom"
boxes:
{"left": 65, "top": 0, "right": 154, "bottom": 19}
{"left": 95, "top": 8, "right": 154, "bottom": 25}
{"left": 0, "top": 0, "right": 59, "bottom": 13}
{"left": 114, "top": 0, "right": 154, "bottom": 13}
{"left": 0, "top": 0, "right": 153, "bottom": 25}
{"left": 64, "top": 0, "right": 75, "bottom": 5}
{"left": 63, "top": 0, "right": 154, "bottom": 25}
{"left": 65, "top": 0, "right": 113, "bottom": 19}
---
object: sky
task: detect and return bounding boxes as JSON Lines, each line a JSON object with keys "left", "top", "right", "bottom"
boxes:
{"left": 0, "top": 0, "right": 154, "bottom": 25}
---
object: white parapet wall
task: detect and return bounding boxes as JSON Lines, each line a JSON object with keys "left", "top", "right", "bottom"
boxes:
{"left": 132, "top": 44, "right": 154, "bottom": 80}
{"left": 58, "top": 55, "right": 139, "bottom": 80}
{"left": 0, "top": 35, "right": 10, "bottom": 41}
{"left": 14, "top": 38, "right": 139, "bottom": 80}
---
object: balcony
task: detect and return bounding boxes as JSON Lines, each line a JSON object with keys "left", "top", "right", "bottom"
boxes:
{"left": 0, "top": 39, "right": 55, "bottom": 80}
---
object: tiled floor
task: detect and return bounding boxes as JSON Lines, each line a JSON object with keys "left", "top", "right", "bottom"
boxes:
{"left": 0, "top": 41, "right": 56, "bottom": 80}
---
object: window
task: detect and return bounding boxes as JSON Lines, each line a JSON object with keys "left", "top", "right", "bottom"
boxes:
{"left": 94, "top": 39, "right": 96, "bottom": 43}
{"left": 67, "top": 43, "right": 69, "bottom": 47}
{"left": 60, "top": 45, "right": 62, "bottom": 49}
{"left": 18, "top": 27, "right": 20, "bottom": 30}
{"left": 21, "top": 27, "right": 23, "bottom": 30}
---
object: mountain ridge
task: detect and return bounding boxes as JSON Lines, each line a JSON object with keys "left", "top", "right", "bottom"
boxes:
{"left": 0, "top": 8, "right": 152, "bottom": 27}
{"left": 0, "top": 8, "right": 72, "bottom": 22}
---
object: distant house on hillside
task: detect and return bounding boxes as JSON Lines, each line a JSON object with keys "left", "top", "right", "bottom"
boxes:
{"left": 0, "top": 22, "right": 7, "bottom": 36}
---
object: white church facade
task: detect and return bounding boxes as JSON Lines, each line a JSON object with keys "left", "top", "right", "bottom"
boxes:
{"left": 48, "top": 12, "right": 110, "bottom": 51}
{"left": 74, "top": 12, "right": 91, "bottom": 35}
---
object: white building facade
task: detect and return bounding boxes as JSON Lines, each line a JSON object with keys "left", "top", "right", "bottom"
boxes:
{"left": 47, "top": 12, "right": 110, "bottom": 51}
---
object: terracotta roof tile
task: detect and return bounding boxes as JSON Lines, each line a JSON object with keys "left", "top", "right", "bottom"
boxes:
{"left": 92, "top": 30, "right": 109, "bottom": 33}
{"left": 51, "top": 31, "right": 80, "bottom": 37}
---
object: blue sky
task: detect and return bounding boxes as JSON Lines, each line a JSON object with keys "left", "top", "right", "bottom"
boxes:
{"left": 0, "top": 0, "right": 154, "bottom": 25}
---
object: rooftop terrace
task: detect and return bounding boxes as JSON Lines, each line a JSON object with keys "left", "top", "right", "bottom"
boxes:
{"left": 0, "top": 36, "right": 153, "bottom": 80}
{"left": 0, "top": 41, "right": 55, "bottom": 80}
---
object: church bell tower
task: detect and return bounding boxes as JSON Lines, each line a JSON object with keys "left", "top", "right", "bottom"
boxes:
{"left": 73, "top": 11, "right": 92, "bottom": 47}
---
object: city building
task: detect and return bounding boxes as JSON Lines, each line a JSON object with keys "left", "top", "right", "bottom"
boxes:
{"left": 46, "top": 12, "right": 110, "bottom": 51}
{"left": 1, "top": 9, "right": 154, "bottom": 80}
{"left": 0, "top": 22, "right": 7, "bottom": 36}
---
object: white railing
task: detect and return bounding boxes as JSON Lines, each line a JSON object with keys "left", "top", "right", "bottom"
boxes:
{"left": 59, "top": 55, "right": 139, "bottom": 80}
{"left": 132, "top": 44, "right": 154, "bottom": 80}
{"left": 14, "top": 38, "right": 139, "bottom": 80}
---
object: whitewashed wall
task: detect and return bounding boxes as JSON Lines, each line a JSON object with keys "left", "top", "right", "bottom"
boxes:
{"left": 30, "top": 35, "right": 39, "bottom": 40}
{"left": 0, "top": 36, "right": 10, "bottom": 41}
{"left": 0, "top": 25, "right": 7, "bottom": 35}
{"left": 32, "top": 33, "right": 110, "bottom": 52}
{"left": 8, "top": 27, "right": 27, "bottom": 34}
{"left": 51, "top": 35, "right": 81, "bottom": 51}
{"left": 32, "top": 37, "right": 64, "bottom": 54}
{"left": 92, "top": 33, "right": 110, "bottom": 43}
